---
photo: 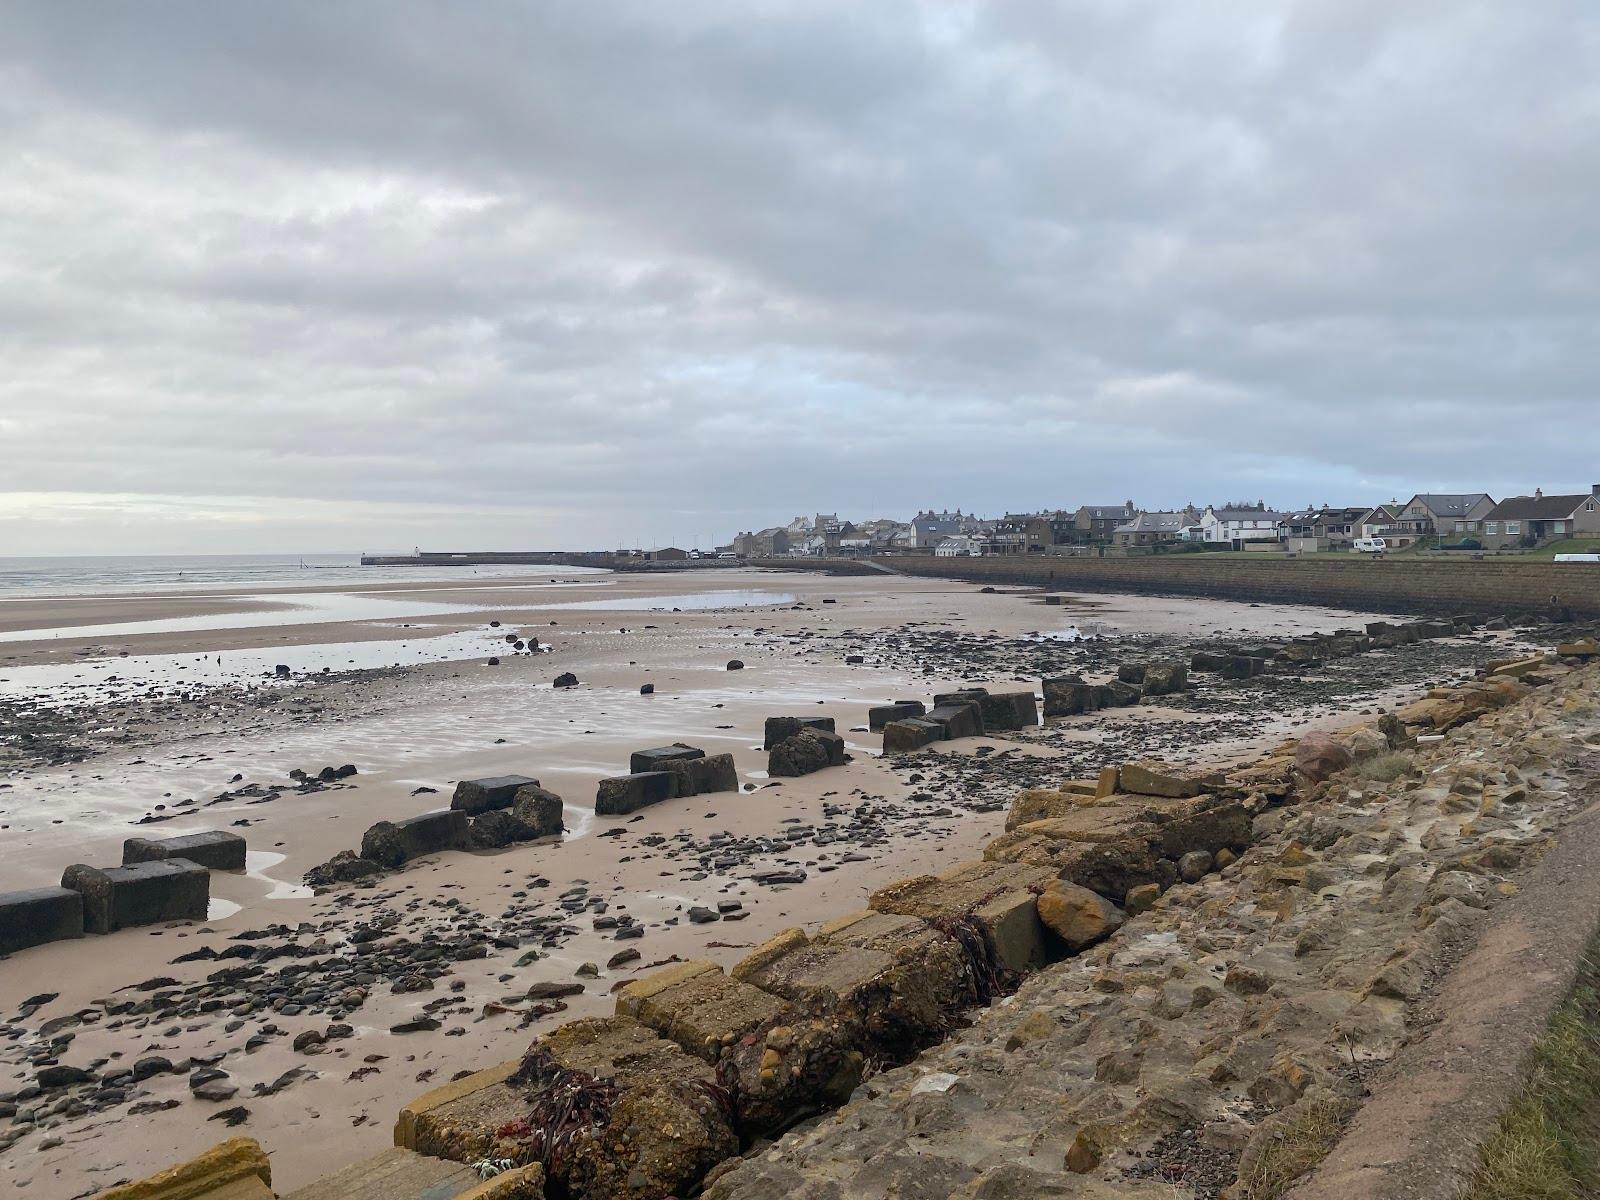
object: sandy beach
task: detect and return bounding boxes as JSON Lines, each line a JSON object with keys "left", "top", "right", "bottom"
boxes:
{"left": 0, "top": 567, "right": 1529, "bottom": 1196}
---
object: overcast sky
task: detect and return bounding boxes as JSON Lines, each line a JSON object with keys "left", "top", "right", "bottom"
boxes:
{"left": 2, "top": 2, "right": 1596, "bottom": 554}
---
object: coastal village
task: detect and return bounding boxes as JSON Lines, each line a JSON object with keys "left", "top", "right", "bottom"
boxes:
{"left": 724, "top": 486, "right": 1600, "bottom": 560}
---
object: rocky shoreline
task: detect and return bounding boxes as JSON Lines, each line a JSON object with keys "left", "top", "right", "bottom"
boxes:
{"left": 1, "top": 578, "right": 1589, "bottom": 1199}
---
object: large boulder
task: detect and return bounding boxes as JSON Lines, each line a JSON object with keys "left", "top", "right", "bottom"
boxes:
{"left": 303, "top": 850, "right": 383, "bottom": 889}
{"left": 1294, "top": 733, "right": 1353, "bottom": 783}
{"left": 1036, "top": 882, "right": 1125, "bottom": 951}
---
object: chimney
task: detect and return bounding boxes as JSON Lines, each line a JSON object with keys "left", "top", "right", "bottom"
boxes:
{"left": 1535, "top": 487, "right": 1543, "bottom": 500}
{"left": 1592, "top": 483, "right": 1599, "bottom": 497}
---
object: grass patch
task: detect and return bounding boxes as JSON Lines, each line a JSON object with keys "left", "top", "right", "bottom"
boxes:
{"left": 1354, "top": 752, "right": 1413, "bottom": 784}
{"left": 1463, "top": 949, "right": 1600, "bottom": 1200}
{"left": 1236, "top": 1095, "right": 1360, "bottom": 1200}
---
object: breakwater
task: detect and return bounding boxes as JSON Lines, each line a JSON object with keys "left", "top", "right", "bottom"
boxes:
{"left": 756, "top": 554, "right": 1600, "bottom": 618}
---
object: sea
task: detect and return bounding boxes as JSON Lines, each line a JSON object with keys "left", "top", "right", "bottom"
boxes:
{"left": 0, "top": 554, "right": 594, "bottom": 598}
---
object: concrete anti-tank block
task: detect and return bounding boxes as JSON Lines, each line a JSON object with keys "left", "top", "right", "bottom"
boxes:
{"left": 361, "top": 809, "right": 471, "bottom": 868}
{"left": 1043, "top": 677, "right": 1100, "bottom": 717}
{"left": 661, "top": 753, "right": 738, "bottom": 797}
{"left": 926, "top": 702, "right": 984, "bottom": 740}
{"left": 616, "top": 960, "right": 792, "bottom": 1062}
{"left": 451, "top": 775, "right": 541, "bottom": 815}
{"left": 122, "top": 831, "right": 246, "bottom": 872}
{"left": 763, "top": 716, "right": 835, "bottom": 750}
{"left": 0, "top": 887, "right": 84, "bottom": 956}
{"left": 61, "top": 860, "right": 209, "bottom": 935}
{"left": 628, "top": 744, "right": 705, "bottom": 774}
{"left": 868, "top": 700, "right": 926, "bottom": 731}
{"left": 595, "top": 771, "right": 678, "bottom": 815}
{"left": 881, "top": 716, "right": 945, "bottom": 754}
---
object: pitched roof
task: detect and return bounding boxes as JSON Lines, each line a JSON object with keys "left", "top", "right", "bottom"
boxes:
{"left": 1409, "top": 493, "right": 1492, "bottom": 517}
{"left": 1485, "top": 493, "right": 1596, "bottom": 521}
{"left": 1114, "top": 511, "right": 1190, "bottom": 533}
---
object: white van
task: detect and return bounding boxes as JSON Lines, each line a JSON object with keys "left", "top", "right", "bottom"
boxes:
{"left": 1353, "top": 537, "right": 1387, "bottom": 554}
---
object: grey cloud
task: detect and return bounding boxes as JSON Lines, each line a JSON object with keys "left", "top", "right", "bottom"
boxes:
{"left": 1, "top": 2, "right": 1597, "bottom": 553}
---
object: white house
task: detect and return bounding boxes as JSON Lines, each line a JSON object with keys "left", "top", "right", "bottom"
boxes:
{"left": 935, "top": 535, "right": 987, "bottom": 557}
{"left": 1200, "top": 504, "right": 1286, "bottom": 547}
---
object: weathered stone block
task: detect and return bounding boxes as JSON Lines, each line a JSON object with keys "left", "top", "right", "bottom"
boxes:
{"left": 1119, "top": 761, "right": 1225, "bottom": 799}
{"left": 0, "top": 887, "right": 84, "bottom": 956}
{"left": 661, "top": 753, "right": 739, "bottom": 797}
{"left": 405, "top": 1020, "right": 736, "bottom": 1200}
{"left": 595, "top": 771, "right": 679, "bottom": 815}
{"left": 122, "top": 831, "right": 246, "bottom": 872}
{"left": 733, "top": 923, "right": 965, "bottom": 1060}
{"left": 869, "top": 860, "right": 1057, "bottom": 974}
{"left": 97, "top": 1136, "right": 273, "bottom": 1200}
{"left": 360, "top": 809, "right": 471, "bottom": 868}
{"left": 61, "top": 860, "right": 209, "bottom": 935}
{"left": 882, "top": 717, "right": 945, "bottom": 753}
{"left": 868, "top": 700, "right": 926, "bottom": 730}
{"left": 616, "top": 960, "right": 791, "bottom": 1061}
{"left": 451, "top": 775, "right": 541, "bottom": 815}
{"left": 1098, "top": 680, "right": 1143, "bottom": 708}
{"left": 763, "top": 716, "right": 835, "bottom": 750}
{"left": 1006, "top": 788, "right": 1092, "bottom": 831}
{"left": 926, "top": 701, "right": 984, "bottom": 739}
{"left": 628, "top": 744, "right": 705, "bottom": 775}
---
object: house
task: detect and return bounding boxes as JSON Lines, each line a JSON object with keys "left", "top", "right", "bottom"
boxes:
{"left": 935, "top": 535, "right": 987, "bottom": 557}
{"left": 1071, "top": 502, "right": 1138, "bottom": 543}
{"left": 912, "top": 510, "right": 973, "bottom": 549}
{"left": 1391, "top": 493, "right": 1497, "bottom": 539}
{"left": 1282, "top": 505, "right": 1370, "bottom": 549}
{"left": 1354, "top": 504, "right": 1411, "bottom": 548}
{"left": 986, "top": 514, "right": 1053, "bottom": 555}
{"left": 1479, "top": 487, "right": 1600, "bottom": 550}
{"left": 643, "top": 547, "right": 689, "bottom": 561}
{"left": 1200, "top": 503, "right": 1286, "bottom": 548}
{"left": 1112, "top": 508, "right": 1199, "bottom": 547}
{"left": 733, "top": 528, "right": 791, "bottom": 558}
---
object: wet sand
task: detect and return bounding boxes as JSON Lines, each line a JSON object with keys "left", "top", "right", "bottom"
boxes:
{"left": 0, "top": 568, "right": 1492, "bottom": 1196}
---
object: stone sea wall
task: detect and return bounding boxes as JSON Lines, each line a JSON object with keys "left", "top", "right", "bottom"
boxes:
{"left": 362, "top": 645, "right": 1600, "bottom": 1200}
{"left": 757, "top": 554, "right": 1600, "bottom": 618}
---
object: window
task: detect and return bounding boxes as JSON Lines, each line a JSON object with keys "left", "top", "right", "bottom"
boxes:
{"left": 1486, "top": 522, "right": 1500, "bottom": 535}
{"left": 1505, "top": 521, "right": 1522, "bottom": 535}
